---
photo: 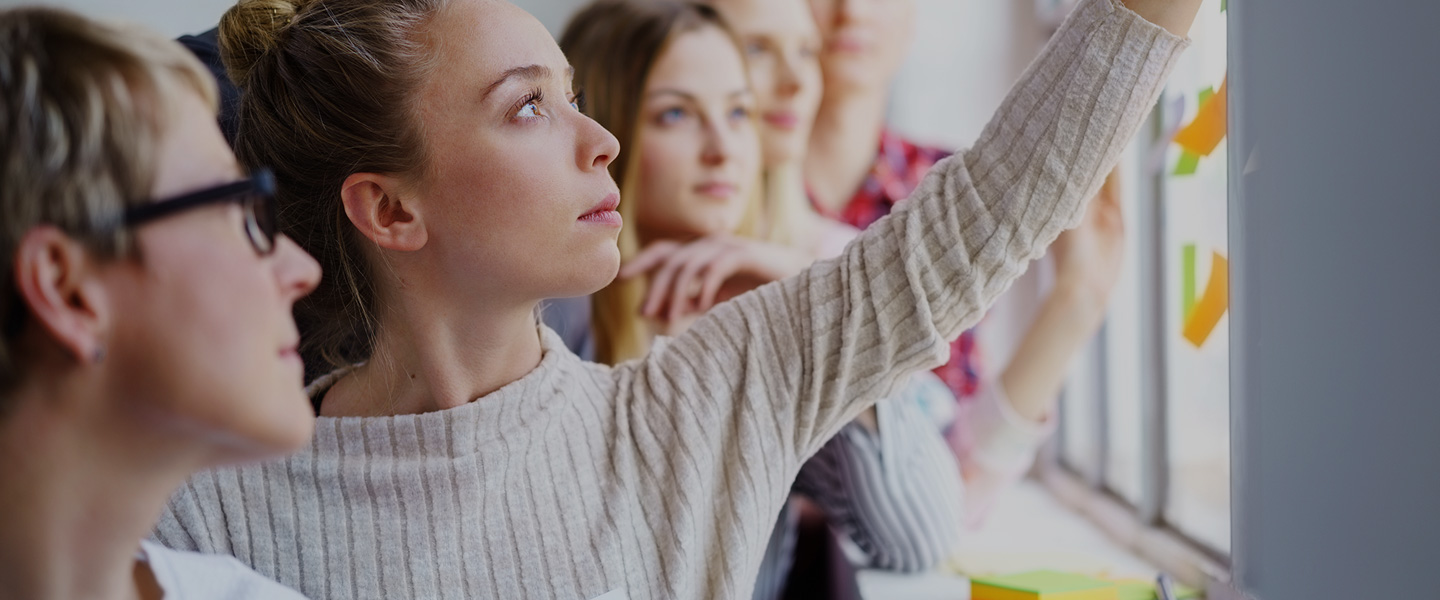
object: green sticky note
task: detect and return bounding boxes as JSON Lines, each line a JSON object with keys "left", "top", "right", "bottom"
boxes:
{"left": 1173, "top": 151, "right": 1201, "bottom": 175}
{"left": 1182, "top": 244, "right": 1198, "bottom": 320}
{"left": 1198, "top": 86, "right": 1215, "bottom": 105}
{"left": 1221, "top": 0, "right": 1227, "bottom": 12}
{"left": 971, "top": 570, "right": 1117, "bottom": 597}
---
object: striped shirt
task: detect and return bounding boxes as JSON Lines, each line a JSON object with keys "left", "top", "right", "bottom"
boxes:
{"left": 152, "top": 3, "right": 1185, "bottom": 597}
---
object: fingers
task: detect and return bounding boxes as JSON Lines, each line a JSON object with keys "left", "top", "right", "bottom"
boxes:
{"left": 667, "top": 242, "right": 729, "bottom": 323}
{"left": 698, "top": 252, "right": 743, "bottom": 312}
{"left": 641, "top": 239, "right": 716, "bottom": 318}
{"left": 620, "top": 240, "right": 681, "bottom": 280}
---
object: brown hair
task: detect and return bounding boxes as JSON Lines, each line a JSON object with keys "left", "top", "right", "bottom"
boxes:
{"left": 217, "top": 0, "right": 449, "bottom": 379}
{"left": 561, "top": 0, "right": 761, "bottom": 364}
{"left": 0, "top": 7, "right": 217, "bottom": 394}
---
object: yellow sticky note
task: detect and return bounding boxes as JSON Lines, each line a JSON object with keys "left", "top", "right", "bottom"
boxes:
{"left": 1173, "top": 78, "right": 1228, "bottom": 156}
{"left": 1183, "top": 251, "right": 1228, "bottom": 347}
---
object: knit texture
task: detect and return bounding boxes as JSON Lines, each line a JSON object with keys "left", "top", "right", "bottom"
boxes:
{"left": 154, "top": 2, "right": 1185, "bottom": 598}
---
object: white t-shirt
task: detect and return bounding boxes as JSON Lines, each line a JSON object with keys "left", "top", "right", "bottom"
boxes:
{"left": 139, "top": 540, "right": 308, "bottom": 599}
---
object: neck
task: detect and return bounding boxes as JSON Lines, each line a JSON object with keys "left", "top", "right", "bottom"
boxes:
{"left": 0, "top": 375, "right": 206, "bottom": 600}
{"left": 765, "top": 161, "right": 831, "bottom": 257}
{"left": 805, "top": 83, "right": 890, "bottom": 214}
{"left": 329, "top": 294, "right": 544, "bottom": 417}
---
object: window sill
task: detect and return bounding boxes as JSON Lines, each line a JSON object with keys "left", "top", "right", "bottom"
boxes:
{"left": 857, "top": 475, "right": 1241, "bottom": 599}
{"left": 858, "top": 478, "right": 1160, "bottom": 599}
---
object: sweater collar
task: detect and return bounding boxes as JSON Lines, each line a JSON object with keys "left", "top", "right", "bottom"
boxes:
{"left": 302, "top": 324, "right": 582, "bottom": 458}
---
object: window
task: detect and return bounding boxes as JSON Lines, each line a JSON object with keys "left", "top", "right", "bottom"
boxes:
{"left": 1160, "top": 1, "right": 1231, "bottom": 555}
{"left": 1052, "top": 0, "right": 1232, "bottom": 568}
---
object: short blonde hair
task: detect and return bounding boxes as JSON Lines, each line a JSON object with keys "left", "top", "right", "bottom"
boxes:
{"left": 0, "top": 7, "right": 218, "bottom": 392}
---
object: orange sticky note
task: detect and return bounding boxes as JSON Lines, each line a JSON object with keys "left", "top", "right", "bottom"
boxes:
{"left": 1183, "top": 251, "right": 1228, "bottom": 347}
{"left": 1173, "top": 78, "right": 1228, "bottom": 156}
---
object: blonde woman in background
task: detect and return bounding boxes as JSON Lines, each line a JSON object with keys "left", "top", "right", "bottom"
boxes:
{"left": 152, "top": 0, "right": 1196, "bottom": 595}
{"left": 0, "top": 7, "right": 318, "bottom": 599}
{"left": 561, "top": 2, "right": 963, "bottom": 598}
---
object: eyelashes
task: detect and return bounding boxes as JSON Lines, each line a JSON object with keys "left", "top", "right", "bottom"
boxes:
{"left": 512, "top": 87, "right": 586, "bottom": 120}
{"left": 513, "top": 87, "right": 545, "bottom": 119}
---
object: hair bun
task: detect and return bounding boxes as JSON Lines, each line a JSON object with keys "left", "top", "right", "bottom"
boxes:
{"left": 218, "top": 0, "right": 307, "bottom": 87}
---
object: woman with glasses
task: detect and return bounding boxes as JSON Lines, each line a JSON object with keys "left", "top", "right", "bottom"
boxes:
{"left": 0, "top": 7, "right": 319, "bottom": 599}
{"left": 152, "top": 0, "right": 1198, "bottom": 597}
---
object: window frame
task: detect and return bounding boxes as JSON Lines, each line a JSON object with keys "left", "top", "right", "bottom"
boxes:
{"left": 1040, "top": 98, "right": 1236, "bottom": 590}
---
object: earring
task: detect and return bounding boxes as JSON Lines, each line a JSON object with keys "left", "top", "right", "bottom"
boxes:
{"left": 91, "top": 344, "right": 106, "bottom": 365}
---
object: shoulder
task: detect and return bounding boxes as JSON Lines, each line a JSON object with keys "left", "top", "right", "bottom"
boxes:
{"left": 140, "top": 541, "right": 308, "bottom": 599}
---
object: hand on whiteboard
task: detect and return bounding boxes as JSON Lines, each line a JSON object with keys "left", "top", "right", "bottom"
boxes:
{"left": 1050, "top": 169, "right": 1125, "bottom": 303}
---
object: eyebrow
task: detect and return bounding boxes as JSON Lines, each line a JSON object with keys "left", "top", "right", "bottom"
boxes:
{"left": 480, "top": 64, "right": 576, "bottom": 101}
{"left": 645, "top": 88, "right": 753, "bottom": 101}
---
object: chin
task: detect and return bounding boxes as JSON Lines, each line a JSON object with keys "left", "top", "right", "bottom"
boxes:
{"left": 568, "top": 246, "right": 623, "bottom": 296}
{"left": 252, "top": 398, "right": 318, "bottom": 457}
{"left": 763, "top": 139, "right": 803, "bottom": 167}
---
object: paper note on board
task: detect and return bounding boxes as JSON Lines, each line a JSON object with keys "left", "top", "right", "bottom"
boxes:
{"left": 1183, "top": 251, "right": 1228, "bottom": 347}
{"left": 1173, "top": 151, "right": 1201, "bottom": 175}
{"left": 1173, "top": 78, "right": 1228, "bottom": 156}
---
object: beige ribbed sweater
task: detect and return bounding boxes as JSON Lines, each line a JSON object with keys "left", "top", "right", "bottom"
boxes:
{"left": 154, "top": 2, "right": 1186, "bottom": 598}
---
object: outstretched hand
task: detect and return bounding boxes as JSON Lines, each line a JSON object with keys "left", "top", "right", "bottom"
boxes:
{"left": 1049, "top": 169, "right": 1125, "bottom": 301}
{"left": 620, "top": 234, "right": 813, "bottom": 324}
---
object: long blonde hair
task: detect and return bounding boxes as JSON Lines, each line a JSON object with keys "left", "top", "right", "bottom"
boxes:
{"left": 562, "top": 0, "right": 766, "bottom": 364}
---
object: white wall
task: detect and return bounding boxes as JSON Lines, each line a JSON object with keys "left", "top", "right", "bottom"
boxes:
{"left": 889, "top": 0, "right": 1047, "bottom": 149}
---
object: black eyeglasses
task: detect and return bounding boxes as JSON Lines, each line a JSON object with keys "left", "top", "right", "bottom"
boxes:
{"left": 120, "top": 168, "right": 279, "bottom": 256}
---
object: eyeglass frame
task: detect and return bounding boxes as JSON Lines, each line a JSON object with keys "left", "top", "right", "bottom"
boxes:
{"left": 119, "top": 167, "right": 279, "bottom": 256}
{"left": 3, "top": 168, "right": 280, "bottom": 339}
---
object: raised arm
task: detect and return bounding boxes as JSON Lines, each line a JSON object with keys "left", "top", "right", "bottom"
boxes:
{"left": 623, "top": 0, "right": 1191, "bottom": 479}
{"left": 1122, "top": 0, "right": 1205, "bottom": 38}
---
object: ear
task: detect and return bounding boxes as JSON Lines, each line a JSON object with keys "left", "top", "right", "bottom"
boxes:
{"left": 340, "top": 172, "right": 428, "bottom": 252}
{"left": 12, "top": 226, "right": 109, "bottom": 364}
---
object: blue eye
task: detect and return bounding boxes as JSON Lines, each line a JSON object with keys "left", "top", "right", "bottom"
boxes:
{"left": 516, "top": 101, "right": 542, "bottom": 118}
{"left": 658, "top": 107, "right": 686, "bottom": 125}
{"left": 730, "top": 106, "right": 750, "bottom": 120}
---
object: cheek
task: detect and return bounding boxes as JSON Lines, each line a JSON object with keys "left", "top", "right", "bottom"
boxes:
{"left": 636, "top": 134, "right": 690, "bottom": 229}
{"left": 430, "top": 143, "right": 568, "bottom": 254}
{"left": 799, "top": 65, "right": 824, "bottom": 116}
{"left": 750, "top": 63, "right": 780, "bottom": 109}
{"left": 109, "top": 246, "right": 308, "bottom": 450}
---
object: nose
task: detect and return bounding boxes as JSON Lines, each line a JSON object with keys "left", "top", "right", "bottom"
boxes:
{"left": 837, "top": 0, "right": 868, "bottom": 22}
{"left": 272, "top": 234, "right": 321, "bottom": 304}
{"left": 577, "top": 111, "right": 621, "bottom": 173}
{"left": 775, "top": 52, "right": 802, "bottom": 99}
{"left": 700, "top": 119, "right": 734, "bottom": 167}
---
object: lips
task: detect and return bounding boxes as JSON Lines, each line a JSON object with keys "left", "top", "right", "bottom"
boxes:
{"left": 280, "top": 343, "right": 302, "bottom": 369}
{"left": 695, "top": 181, "right": 738, "bottom": 199}
{"left": 763, "top": 111, "right": 800, "bottom": 130}
{"left": 828, "top": 30, "right": 870, "bottom": 54}
{"left": 579, "top": 191, "right": 623, "bottom": 226}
